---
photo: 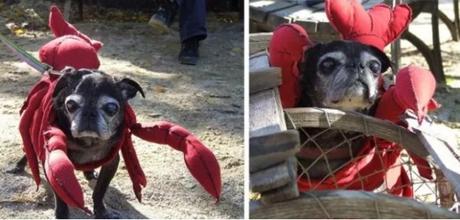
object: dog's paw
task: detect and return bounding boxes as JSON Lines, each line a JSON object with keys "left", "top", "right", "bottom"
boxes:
{"left": 5, "top": 166, "right": 24, "bottom": 174}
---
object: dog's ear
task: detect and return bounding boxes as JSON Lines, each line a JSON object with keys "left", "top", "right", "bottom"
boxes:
{"left": 369, "top": 46, "right": 392, "bottom": 73}
{"left": 54, "top": 67, "right": 95, "bottom": 96}
{"left": 54, "top": 67, "right": 78, "bottom": 96}
{"left": 299, "top": 43, "right": 323, "bottom": 77}
{"left": 117, "top": 78, "right": 145, "bottom": 100}
{"left": 303, "top": 43, "right": 323, "bottom": 63}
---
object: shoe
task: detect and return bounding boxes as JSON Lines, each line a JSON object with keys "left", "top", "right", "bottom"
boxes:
{"left": 179, "top": 39, "right": 200, "bottom": 65}
{"left": 148, "top": 1, "right": 178, "bottom": 33}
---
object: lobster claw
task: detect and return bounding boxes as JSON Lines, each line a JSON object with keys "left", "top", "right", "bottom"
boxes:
{"left": 44, "top": 127, "right": 92, "bottom": 214}
{"left": 131, "top": 121, "right": 222, "bottom": 201}
{"left": 325, "top": 0, "right": 411, "bottom": 51}
{"left": 183, "top": 135, "right": 222, "bottom": 201}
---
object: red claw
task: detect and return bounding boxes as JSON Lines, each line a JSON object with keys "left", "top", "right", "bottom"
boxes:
{"left": 393, "top": 65, "right": 439, "bottom": 123}
{"left": 121, "top": 133, "right": 147, "bottom": 202}
{"left": 269, "top": 24, "right": 311, "bottom": 108}
{"left": 131, "top": 121, "right": 222, "bottom": 201}
{"left": 44, "top": 127, "right": 91, "bottom": 214}
{"left": 183, "top": 135, "right": 222, "bottom": 200}
{"left": 45, "top": 150, "right": 90, "bottom": 214}
{"left": 325, "top": 0, "right": 412, "bottom": 51}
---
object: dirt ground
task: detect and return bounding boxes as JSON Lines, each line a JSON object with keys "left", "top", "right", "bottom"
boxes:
{"left": 0, "top": 3, "right": 244, "bottom": 219}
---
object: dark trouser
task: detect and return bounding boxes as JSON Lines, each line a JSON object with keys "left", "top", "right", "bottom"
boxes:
{"left": 176, "top": 0, "right": 207, "bottom": 43}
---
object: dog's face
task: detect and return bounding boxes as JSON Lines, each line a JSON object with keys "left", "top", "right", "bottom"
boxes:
{"left": 299, "top": 40, "right": 391, "bottom": 112}
{"left": 53, "top": 68, "right": 144, "bottom": 142}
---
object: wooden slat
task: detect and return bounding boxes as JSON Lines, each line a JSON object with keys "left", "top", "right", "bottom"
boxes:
{"left": 248, "top": 49, "right": 281, "bottom": 94}
{"left": 249, "top": 33, "right": 272, "bottom": 54}
{"left": 250, "top": 0, "right": 297, "bottom": 23}
{"left": 260, "top": 158, "right": 299, "bottom": 204}
{"left": 249, "top": 53, "right": 300, "bottom": 203}
{"left": 250, "top": 89, "right": 287, "bottom": 137}
{"left": 284, "top": 107, "right": 430, "bottom": 158}
{"left": 251, "top": 190, "right": 460, "bottom": 218}
{"left": 434, "top": 168, "right": 456, "bottom": 208}
{"left": 250, "top": 67, "right": 281, "bottom": 94}
{"left": 249, "top": 51, "right": 269, "bottom": 68}
{"left": 250, "top": 130, "right": 300, "bottom": 172}
{"left": 293, "top": 11, "right": 334, "bottom": 35}
{"left": 250, "top": 157, "right": 297, "bottom": 192}
{"left": 266, "top": 6, "right": 314, "bottom": 30}
{"left": 293, "top": 19, "right": 319, "bottom": 33}
{"left": 285, "top": 0, "right": 309, "bottom": 4}
{"left": 316, "top": 21, "right": 337, "bottom": 35}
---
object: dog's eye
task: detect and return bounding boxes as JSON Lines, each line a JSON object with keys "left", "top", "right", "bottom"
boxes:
{"left": 65, "top": 100, "right": 79, "bottom": 113}
{"left": 368, "top": 61, "right": 381, "bottom": 74}
{"left": 320, "top": 58, "right": 337, "bottom": 71}
{"left": 103, "top": 103, "right": 119, "bottom": 116}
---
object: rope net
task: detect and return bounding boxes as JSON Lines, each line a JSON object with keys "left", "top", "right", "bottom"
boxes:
{"left": 293, "top": 123, "right": 458, "bottom": 210}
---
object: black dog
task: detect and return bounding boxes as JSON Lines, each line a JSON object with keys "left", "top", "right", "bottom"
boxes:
{"left": 296, "top": 40, "right": 391, "bottom": 179}
{"left": 8, "top": 67, "right": 144, "bottom": 218}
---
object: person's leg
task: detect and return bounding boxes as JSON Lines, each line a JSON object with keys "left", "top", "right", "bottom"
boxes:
{"left": 177, "top": 0, "right": 207, "bottom": 65}
{"left": 176, "top": 0, "right": 207, "bottom": 43}
{"left": 148, "top": 0, "right": 178, "bottom": 33}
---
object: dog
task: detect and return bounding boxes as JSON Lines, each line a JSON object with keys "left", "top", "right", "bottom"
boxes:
{"left": 8, "top": 67, "right": 144, "bottom": 218}
{"left": 295, "top": 40, "right": 391, "bottom": 179}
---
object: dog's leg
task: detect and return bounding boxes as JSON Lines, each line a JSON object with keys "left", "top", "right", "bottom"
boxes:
{"left": 54, "top": 192, "right": 70, "bottom": 219}
{"left": 6, "top": 155, "right": 27, "bottom": 174}
{"left": 93, "top": 154, "right": 120, "bottom": 219}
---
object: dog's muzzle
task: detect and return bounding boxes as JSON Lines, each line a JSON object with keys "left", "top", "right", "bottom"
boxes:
{"left": 325, "top": 68, "right": 377, "bottom": 111}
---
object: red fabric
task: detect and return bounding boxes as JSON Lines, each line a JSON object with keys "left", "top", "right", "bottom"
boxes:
{"left": 39, "top": 6, "right": 101, "bottom": 71}
{"left": 375, "top": 65, "right": 439, "bottom": 124}
{"left": 131, "top": 121, "right": 222, "bottom": 200}
{"left": 268, "top": 24, "right": 312, "bottom": 108}
{"left": 325, "top": 0, "right": 412, "bottom": 51}
{"left": 44, "top": 127, "right": 91, "bottom": 214}
{"left": 393, "top": 65, "right": 439, "bottom": 122}
{"left": 39, "top": 36, "right": 100, "bottom": 71}
{"left": 297, "top": 138, "right": 413, "bottom": 197}
{"left": 49, "top": 5, "right": 103, "bottom": 51}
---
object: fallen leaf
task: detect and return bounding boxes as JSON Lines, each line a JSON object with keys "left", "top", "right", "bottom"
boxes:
{"left": 153, "top": 85, "right": 167, "bottom": 93}
{"left": 14, "top": 28, "right": 25, "bottom": 36}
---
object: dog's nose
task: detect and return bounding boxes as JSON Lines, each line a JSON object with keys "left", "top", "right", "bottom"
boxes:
{"left": 77, "top": 121, "right": 99, "bottom": 134}
{"left": 82, "top": 110, "right": 98, "bottom": 119}
{"left": 78, "top": 110, "right": 100, "bottom": 133}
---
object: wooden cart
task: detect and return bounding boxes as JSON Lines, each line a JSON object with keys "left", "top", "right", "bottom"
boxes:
{"left": 249, "top": 33, "right": 460, "bottom": 218}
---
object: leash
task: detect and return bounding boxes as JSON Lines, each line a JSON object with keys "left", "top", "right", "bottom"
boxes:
{"left": 0, "top": 33, "right": 52, "bottom": 74}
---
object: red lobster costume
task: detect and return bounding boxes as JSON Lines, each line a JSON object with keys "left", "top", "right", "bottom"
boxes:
{"left": 19, "top": 6, "right": 221, "bottom": 213}
{"left": 268, "top": 0, "right": 438, "bottom": 197}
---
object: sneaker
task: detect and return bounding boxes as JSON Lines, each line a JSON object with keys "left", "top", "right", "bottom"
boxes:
{"left": 148, "top": 1, "right": 178, "bottom": 33}
{"left": 179, "top": 39, "right": 200, "bottom": 65}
